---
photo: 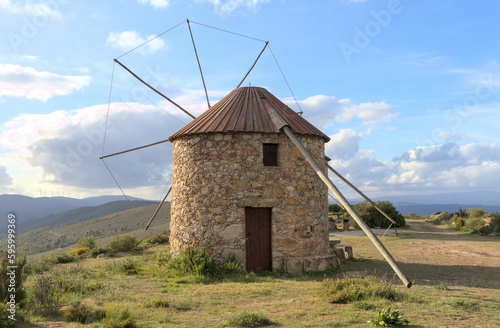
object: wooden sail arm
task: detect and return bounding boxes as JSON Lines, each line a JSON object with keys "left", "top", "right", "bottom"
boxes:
{"left": 99, "top": 138, "right": 170, "bottom": 160}
{"left": 114, "top": 58, "right": 196, "bottom": 119}
{"left": 237, "top": 41, "right": 269, "bottom": 88}
{"left": 187, "top": 19, "right": 210, "bottom": 109}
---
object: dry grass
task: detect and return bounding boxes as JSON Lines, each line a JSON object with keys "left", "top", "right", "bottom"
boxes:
{"left": 22, "top": 219, "right": 500, "bottom": 327}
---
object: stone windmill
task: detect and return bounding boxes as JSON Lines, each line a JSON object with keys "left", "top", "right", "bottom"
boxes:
{"left": 100, "top": 20, "right": 412, "bottom": 285}
{"left": 167, "top": 86, "right": 335, "bottom": 273}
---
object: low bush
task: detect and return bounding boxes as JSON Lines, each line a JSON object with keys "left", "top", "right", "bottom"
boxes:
{"left": 51, "top": 264, "right": 103, "bottom": 295}
{"left": 155, "top": 250, "right": 171, "bottom": 266}
{"left": 322, "top": 276, "right": 404, "bottom": 304}
{"left": 223, "top": 312, "right": 272, "bottom": 327}
{"left": 54, "top": 252, "right": 76, "bottom": 264}
{"left": 352, "top": 201, "right": 406, "bottom": 228}
{"left": 65, "top": 299, "right": 106, "bottom": 324}
{"left": 28, "top": 273, "right": 60, "bottom": 316}
{"left": 168, "top": 247, "right": 218, "bottom": 276}
{"left": 145, "top": 298, "right": 170, "bottom": 308}
{"left": 121, "top": 258, "right": 139, "bottom": 275}
{"left": 0, "top": 303, "right": 27, "bottom": 327}
{"left": 141, "top": 229, "right": 170, "bottom": 246}
{"left": 101, "top": 305, "right": 136, "bottom": 328}
{"left": 464, "top": 217, "right": 486, "bottom": 234}
{"left": 468, "top": 208, "right": 485, "bottom": 219}
{"left": 68, "top": 247, "right": 90, "bottom": 258}
{"left": 78, "top": 236, "right": 96, "bottom": 249}
{"left": 108, "top": 235, "right": 138, "bottom": 253}
{"left": 0, "top": 250, "right": 27, "bottom": 307}
{"left": 368, "top": 308, "right": 409, "bottom": 326}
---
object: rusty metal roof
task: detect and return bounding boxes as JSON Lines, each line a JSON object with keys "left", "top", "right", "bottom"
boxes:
{"left": 169, "top": 87, "right": 329, "bottom": 142}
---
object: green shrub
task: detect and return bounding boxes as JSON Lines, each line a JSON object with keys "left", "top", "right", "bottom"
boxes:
{"left": 51, "top": 264, "right": 103, "bottom": 295}
{"left": 329, "top": 203, "right": 343, "bottom": 213}
{"left": 145, "top": 298, "right": 170, "bottom": 308}
{"left": 368, "top": 308, "right": 409, "bottom": 326}
{"left": 155, "top": 250, "right": 171, "bottom": 266}
{"left": 121, "top": 258, "right": 139, "bottom": 275}
{"left": 322, "top": 276, "right": 404, "bottom": 304}
{"left": 101, "top": 306, "right": 136, "bottom": 328}
{"left": 451, "top": 215, "right": 466, "bottom": 230}
{"left": 54, "top": 252, "right": 76, "bottom": 264}
{"left": 108, "top": 235, "right": 138, "bottom": 253}
{"left": 352, "top": 201, "right": 405, "bottom": 228}
{"left": 65, "top": 299, "right": 106, "bottom": 323}
{"left": 78, "top": 236, "right": 96, "bottom": 249}
{"left": 168, "top": 247, "right": 218, "bottom": 276}
{"left": 28, "top": 273, "right": 60, "bottom": 316}
{"left": 468, "top": 208, "right": 485, "bottom": 219}
{"left": 464, "top": 217, "right": 485, "bottom": 233}
{"left": 223, "top": 312, "right": 272, "bottom": 327}
{"left": 142, "top": 229, "right": 170, "bottom": 246}
{"left": 0, "top": 304, "right": 23, "bottom": 327}
{"left": 0, "top": 250, "right": 27, "bottom": 307}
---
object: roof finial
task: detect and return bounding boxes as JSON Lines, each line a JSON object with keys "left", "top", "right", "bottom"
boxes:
{"left": 249, "top": 82, "right": 252, "bottom": 86}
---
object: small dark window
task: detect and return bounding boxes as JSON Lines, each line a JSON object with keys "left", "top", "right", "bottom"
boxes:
{"left": 263, "top": 143, "right": 278, "bottom": 166}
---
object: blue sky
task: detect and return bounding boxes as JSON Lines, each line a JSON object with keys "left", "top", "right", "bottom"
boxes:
{"left": 0, "top": 0, "right": 499, "bottom": 200}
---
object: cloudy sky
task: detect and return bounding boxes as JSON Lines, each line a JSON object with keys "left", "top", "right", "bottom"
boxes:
{"left": 1, "top": 0, "right": 499, "bottom": 200}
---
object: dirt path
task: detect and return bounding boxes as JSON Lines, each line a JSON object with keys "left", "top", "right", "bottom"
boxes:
{"left": 332, "top": 219, "right": 500, "bottom": 288}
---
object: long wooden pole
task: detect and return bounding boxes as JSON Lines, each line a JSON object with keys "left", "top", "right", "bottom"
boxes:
{"left": 187, "top": 19, "right": 211, "bottom": 109}
{"left": 99, "top": 138, "right": 170, "bottom": 160}
{"left": 237, "top": 41, "right": 269, "bottom": 88}
{"left": 114, "top": 58, "right": 196, "bottom": 119}
{"left": 282, "top": 126, "right": 412, "bottom": 288}
{"left": 145, "top": 186, "right": 172, "bottom": 230}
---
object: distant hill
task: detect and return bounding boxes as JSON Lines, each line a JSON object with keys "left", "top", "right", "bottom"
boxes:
{"left": 345, "top": 190, "right": 500, "bottom": 216}
{"left": 0, "top": 202, "right": 170, "bottom": 255}
{"left": 394, "top": 204, "right": 500, "bottom": 216}
{"left": 0, "top": 194, "right": 147, "bottom": 230}
{"left": 17, "top": 200, "right": 158, "bottom": 233}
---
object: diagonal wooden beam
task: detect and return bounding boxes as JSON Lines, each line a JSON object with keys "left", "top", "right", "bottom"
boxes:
{"left": 282, "top": 125, "right": 412, "bottom": 288}
{"left": 114, "top": 58, "right": 196, "bottom": 119}
{"left": 99, "top": 138, "right": 170, "bottom": 160}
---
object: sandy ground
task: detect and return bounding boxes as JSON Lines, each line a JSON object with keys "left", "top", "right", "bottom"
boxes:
{"left": 330, "top": 219, "right": 500, "bottom": 289}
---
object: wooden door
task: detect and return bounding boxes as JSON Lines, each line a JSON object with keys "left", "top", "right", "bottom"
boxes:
{"left": 245, "top": 207, "right": 272, "bottom": 272}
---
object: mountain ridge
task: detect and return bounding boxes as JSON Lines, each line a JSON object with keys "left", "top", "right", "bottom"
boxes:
{"left": 0, "top": 194, "right": 149, "bottom": 230}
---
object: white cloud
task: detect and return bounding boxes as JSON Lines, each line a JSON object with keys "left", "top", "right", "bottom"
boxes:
{"left": 0, "top": 86, "right": 212, "bottom": 196}
{"left": 138, "top": 0, "right": 169, "bottom": 8}
{"left": 325, "top": 129, "right": 360, "bottom": 160}
{"left": 0, "top": 64, "right": 91, "bottom": 102}
{"left": 325, "top": 127, "right": 500, "bottom": 195}
{"left": 0, "top": 166, "right": 13, "bottom": 186}
{"left": 387, "top": 142, "right": 500, "bottom": 191}
{"left": 0, "top": 0, "right": 63, "bottom": 19}
{"left": 289, "top": 95, "right": 397, "bottom": 130}
{"left": 198, "top": 0, "right": 270, "bottom": 14}
{"left": 106, "top": 31, "right": 167, "bottom": 55}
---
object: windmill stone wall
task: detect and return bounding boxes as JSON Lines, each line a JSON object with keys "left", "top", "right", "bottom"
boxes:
{"left": 169, "top": 130, "right": 336, "bottom": 274}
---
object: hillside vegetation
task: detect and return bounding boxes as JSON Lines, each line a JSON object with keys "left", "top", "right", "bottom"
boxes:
{"left": 3, "top": 217, "right": 499, "bottom": 327}
{"left": 0, "top": 202, "right": 169, "bottom": 255}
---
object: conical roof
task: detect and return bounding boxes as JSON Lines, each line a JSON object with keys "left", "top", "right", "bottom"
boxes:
{"left": 169, "top": 86, "right": 329, "bottom": 142}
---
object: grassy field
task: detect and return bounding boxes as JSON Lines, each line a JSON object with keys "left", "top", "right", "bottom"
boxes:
{"left": 14, "top": 219, "right": 500, "bottom": 327}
